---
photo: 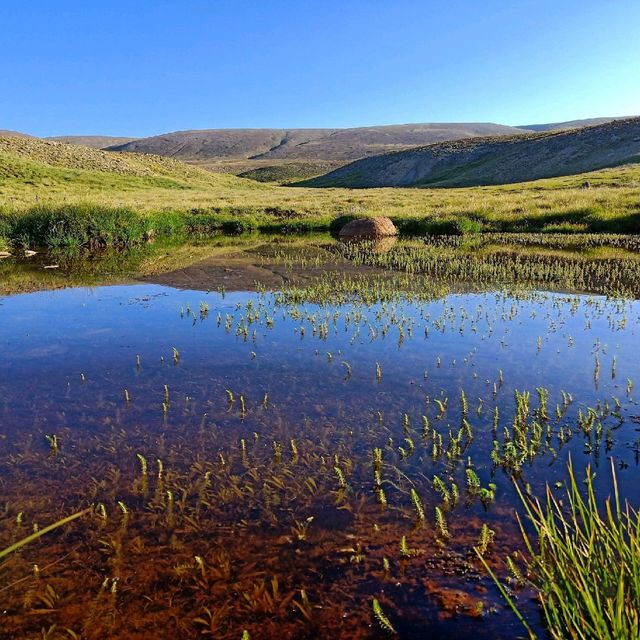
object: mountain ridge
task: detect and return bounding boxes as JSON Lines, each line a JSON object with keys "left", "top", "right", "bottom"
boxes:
{"left": 299, "top": 117, "right": 640, "bottom": 188}
{"left": 106, "top": 123, "right": 529, "bottom": 162}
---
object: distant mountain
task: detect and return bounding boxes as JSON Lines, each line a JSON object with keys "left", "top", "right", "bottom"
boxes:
{"left": 0, "top": 130, "right": 33, "bottom": 138}
{"left": 107, "top": 123, "right": 529, "bottom": 162}
{"left": 45, "top": 135, "right": 139, "bottom": 149}
{"left": 300, "top": 117, "right": 640, "bottom": 188}
{"left": 518, "top": 117, "right": 634, "bottom": 132}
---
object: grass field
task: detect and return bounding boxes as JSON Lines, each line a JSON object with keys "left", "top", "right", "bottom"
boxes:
{"left": 1, "top": 135, "right": 639, "bottom": 248}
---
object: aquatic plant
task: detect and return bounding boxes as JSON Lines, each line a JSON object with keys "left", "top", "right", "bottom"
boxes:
{"left": 372, "top": 597, "right": 396, "bottom": 634}
{"left": 482, "top": 459, "right": 640, "bottom": 639}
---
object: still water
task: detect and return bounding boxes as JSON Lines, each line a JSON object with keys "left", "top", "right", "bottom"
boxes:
{"left": 1, "top": 237, "right": 639, "bottom": 639}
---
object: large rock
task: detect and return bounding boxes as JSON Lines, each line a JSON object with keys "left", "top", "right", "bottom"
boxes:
{"left": 338, "top": 216, "right": 398, "bottom": 239}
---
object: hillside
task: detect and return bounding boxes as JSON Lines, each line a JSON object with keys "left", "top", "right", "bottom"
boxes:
{"left": 108, "top": 123, "right": 528, "bottom": 162}
{"left": 518, "top": 116, "right": 634, "bottom": 132}
{"left": 0, "top": 134, "right": 268, "bottom": 210}
{"left": 1, "top": 132, "right": 640, "bottom": 241}
{"left": 301, "top": 117, "right": 640, "bottom": 188}
{"left": 46, "top": 135, "right": 139, "bottom": 149}
{"left": 0, "top": 130, "right": 33, "bottom": 138}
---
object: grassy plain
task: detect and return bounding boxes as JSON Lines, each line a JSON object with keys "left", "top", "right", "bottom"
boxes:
{"left": 1, "top": 135, "right": 639, "bottom": 248}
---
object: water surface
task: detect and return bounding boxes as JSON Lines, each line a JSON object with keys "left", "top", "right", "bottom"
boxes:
{"left": 1, "top": 236, "right": 639, "bottom": 639}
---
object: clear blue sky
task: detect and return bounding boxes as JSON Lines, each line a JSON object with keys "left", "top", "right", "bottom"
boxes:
{"left": 1, "top": 0, "right": 638, "bottom": 137}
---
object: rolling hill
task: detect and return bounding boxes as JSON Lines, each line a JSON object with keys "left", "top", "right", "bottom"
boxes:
{"left": 0, "top": 130, "right": 33, "bottom": 138}
{"left": 300, "top": 117, "right": 640, "bottom": 188}
{"left": 2, "top": 129, "right": 640, "bottom": 241}
{"left": 107, "top": 123, "right": 528, "bottom": 162}
{"left": 518, "top": 117, "right": 633, "bottom": 132}
{"left": 46, "top": 135, "right": 139, "bottom": 149}
{"left": 0, "top": 134, "right": 268, "bottom": 210}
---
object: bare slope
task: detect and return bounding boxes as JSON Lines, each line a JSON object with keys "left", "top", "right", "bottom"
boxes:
{"left": 0, "top": 130, "right": 33, "bottom": 138}
{"left": 301, "top": 118, "right": 640, "bottom": 188}
{"left": 108, "top": 123, "right": 527, "bottom": 162}
{"left": 46, "top": 135, "right": 139, "bottom": 149}
{"left": 518, "top": 117, "right": 635, "bottom": 132}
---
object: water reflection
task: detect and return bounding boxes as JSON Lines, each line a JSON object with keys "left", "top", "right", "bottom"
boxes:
{"left": 1, "top": 235, "right": 640, "bottom": 638}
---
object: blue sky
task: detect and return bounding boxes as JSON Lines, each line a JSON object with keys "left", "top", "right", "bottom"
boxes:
{"left": 1, "top": 0, "right": 638, "bottom": 136}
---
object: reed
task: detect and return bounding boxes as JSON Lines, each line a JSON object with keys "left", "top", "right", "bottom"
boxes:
{"left": 480, "top": 459, "right": 640, "bottom": 640}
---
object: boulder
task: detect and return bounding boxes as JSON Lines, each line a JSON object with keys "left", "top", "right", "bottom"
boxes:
{"left": 338, "top": 216, "right": 398, "bottom": 239}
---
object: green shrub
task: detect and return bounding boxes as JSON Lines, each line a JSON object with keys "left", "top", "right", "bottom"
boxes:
{"left": 455, "top": 216, "right": 482, "bottom": 235}
{"left": 4, "top": 204, "right": 149, "bottom": 248}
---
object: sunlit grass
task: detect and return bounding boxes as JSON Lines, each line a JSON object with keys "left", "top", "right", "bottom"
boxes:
{"left": 1, "top": 135, "right": 639, "bottom": 248}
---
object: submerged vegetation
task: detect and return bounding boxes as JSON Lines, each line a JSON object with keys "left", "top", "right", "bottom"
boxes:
{"left": 1, "top": 236, "right": 640, "bottom": 638}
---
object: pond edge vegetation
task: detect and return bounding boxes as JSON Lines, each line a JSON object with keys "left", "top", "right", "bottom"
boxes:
{"left": 1, "top": 203, "right": 639, "bottom": 251}
{"left": 479, "top": 458, "right": 640, "bottom": 640}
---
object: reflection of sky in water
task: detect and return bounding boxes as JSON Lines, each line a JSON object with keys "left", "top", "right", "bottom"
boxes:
{"left": 1, "top": 283, "right": 640, "bottom": 638}
{"left": 2, "top": 284, "right": 639, "bottom": 491}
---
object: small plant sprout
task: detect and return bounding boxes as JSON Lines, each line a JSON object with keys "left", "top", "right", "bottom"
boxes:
{"left": 96, "top": 503, "right": 108, "bottom": 526}
{"left": 399, "top": 535, "right": 415, "bottom": 558}
{"left": 172, "top": 347, "right": 179, "bottom": 364}
{"left": 289, "top": 438, "right": 299, "bottom": 462}
{"left": 477, "top": 523, "right": 495, "bottom": 556}
{"left": 80, "top": 373, "right": 86, "bottom": 384}
{"left": 45, "top": 434, "right": 58, "bottom": 456}
{"left": 166, "top": 490, "right": 174, "bottom": 524}
{"left": 341, "top": 361, "right": 352, "bottom": 379}
{"left": 372, "top": 598, "right": 396, "bottom": 634}
{"left": 239, "top": 394, "right": 246, "bottom": 417}
{"left": 410, "top": 488, "right": 425, "bottom": 522}
{"left": 136, "top": 453, "right": 148, "bottom": 495}
{"left": 376, "top": 362, "right": 382, "bottom": 382}
{"left": 272, "top": 441, "right": 282, "bottom": 464}
{"left": 124, "top": 389, "right": 130, "bottom": 403}
{"left": 435, "top": 506, "right": 450, "bottom": 539}
{"left": 118, "top": 501, "right": 129, "bottom": 526}
{"left": 226, "top": 389, "right": 235, "bottom": 405}
{"left": 262, "top": 392, "right": 269, "bottom": 408}
{"left": 184, "top": 554, "right": 204, "bottom": 582}
{"left": 292, "top": 516, "right": 314, "bottom": 541}
{"left": 334, "top": 465, "right": 346, "bottom": 489}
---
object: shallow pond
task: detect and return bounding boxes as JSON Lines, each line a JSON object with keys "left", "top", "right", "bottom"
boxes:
{"left": 1, "top": 235, "right": 640, "bottom": 639}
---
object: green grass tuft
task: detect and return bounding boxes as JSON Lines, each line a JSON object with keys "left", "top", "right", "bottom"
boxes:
{"left": 481, "top": 459, "right": 640, "bottom": 639}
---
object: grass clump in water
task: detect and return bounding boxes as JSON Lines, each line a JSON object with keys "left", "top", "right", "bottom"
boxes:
{"left": 481, "top": 459, "right": 640, "bottom": 639}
